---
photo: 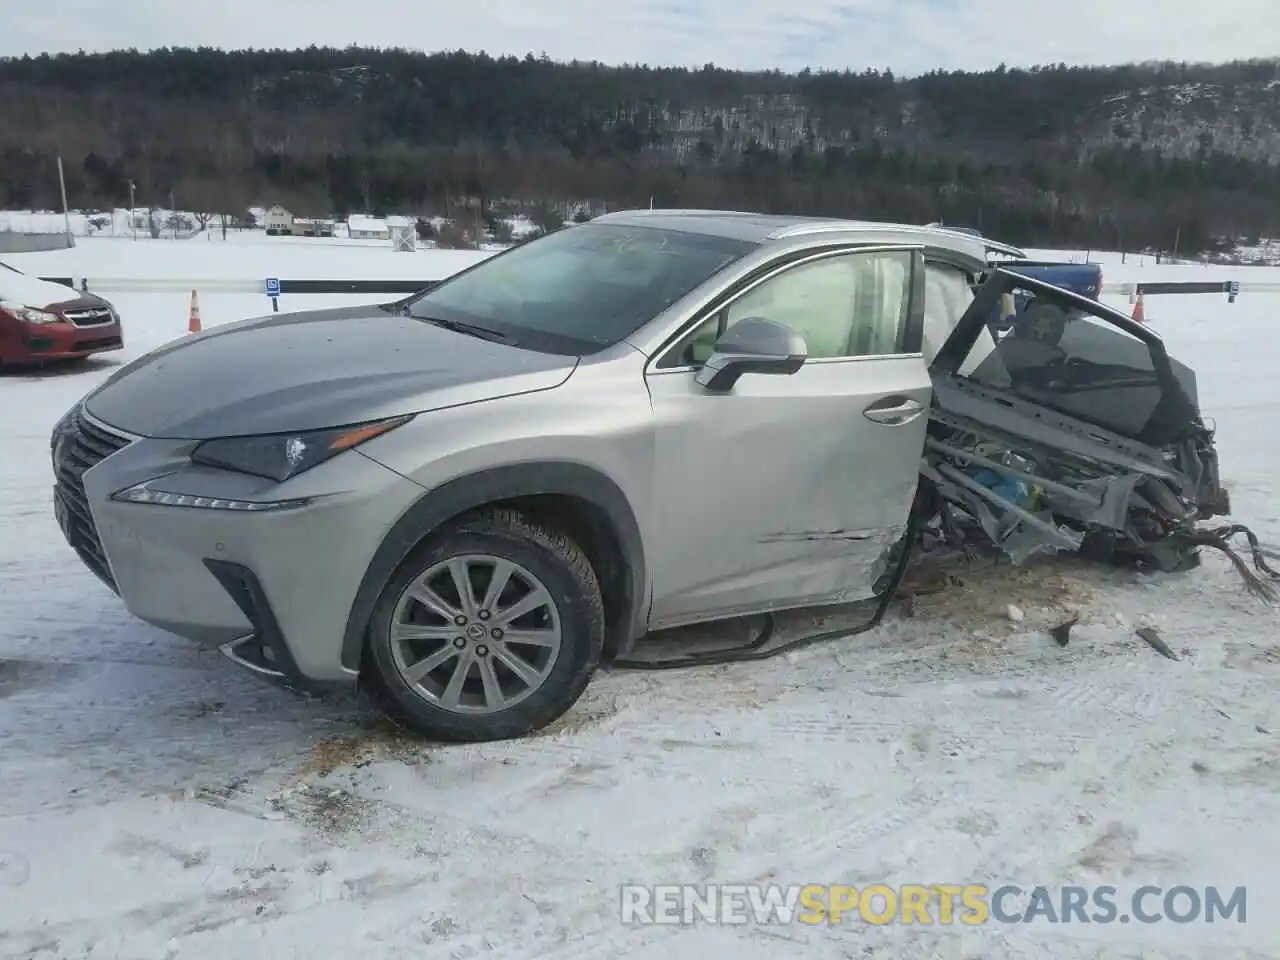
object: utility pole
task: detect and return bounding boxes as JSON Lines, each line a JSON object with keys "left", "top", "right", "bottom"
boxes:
{"left": 128, "top": 180, "right": 136, "bottom": 240}
{"left": 56, "top": 156, "right": 72, "bottom": 239}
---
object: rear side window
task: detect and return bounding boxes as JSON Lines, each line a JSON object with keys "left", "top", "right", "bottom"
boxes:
{"left": 958, "top": 286, "right": 1167, "bottom": 439}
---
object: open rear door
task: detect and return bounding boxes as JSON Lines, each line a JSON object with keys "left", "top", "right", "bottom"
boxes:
{"left": 923, "top": 268, "right": 1225, "bottom": 565}
{"left": 930, "top": 268, "right": 1199, "bottom": 447}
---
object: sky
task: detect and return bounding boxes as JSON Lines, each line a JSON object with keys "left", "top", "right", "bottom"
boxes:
{"left": 5, "top": 0, "right": 1279, "bottom": 76}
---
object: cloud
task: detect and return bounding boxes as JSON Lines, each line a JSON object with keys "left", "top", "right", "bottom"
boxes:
{"left": 4, "top": 0, "right": 1278, "bottom": 76}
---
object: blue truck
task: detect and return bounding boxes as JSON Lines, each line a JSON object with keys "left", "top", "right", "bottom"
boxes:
{"left": 929, "top": 224, "right": 1104, "bottom": 345}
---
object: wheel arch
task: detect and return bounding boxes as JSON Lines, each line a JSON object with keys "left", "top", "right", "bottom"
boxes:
{"left": 342, "top": 461, "right": 649, "bottom": 671}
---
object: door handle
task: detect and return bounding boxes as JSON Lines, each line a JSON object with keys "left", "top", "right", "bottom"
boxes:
{"left": 863, "top": 397, "right": 926, "bottom": 426}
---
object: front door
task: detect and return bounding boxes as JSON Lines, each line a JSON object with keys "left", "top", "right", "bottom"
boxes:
{"left": 643, "top": 246, "right": 933, "bottom": 630}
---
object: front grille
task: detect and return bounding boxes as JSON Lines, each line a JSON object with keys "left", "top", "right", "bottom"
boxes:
{"left": 28, "top": 335, "right": 122, "bottom": 354}
{"left": 62, "top": 307, "right": 116, "bottom": 328}
{"left": 73, "top": 336, "right": 122, "bottom": 352}
{"left": 53, "top": 411, "right": 133, "bottom": 592}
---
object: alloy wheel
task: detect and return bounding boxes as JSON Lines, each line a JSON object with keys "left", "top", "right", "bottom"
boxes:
{"left": 388, "top": 553, "right": 564, "bottom": 714}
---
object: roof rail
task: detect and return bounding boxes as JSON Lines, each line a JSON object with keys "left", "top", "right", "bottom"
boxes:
{"left": 984, "top": 239, "right": 1028, "bottom": 259}
{"left": 594, "top": 208, "right": 762, "bottom": 220}
{"left": 925, "top": 222, "right": 1026, "bottom": 259}
{"left": 765, "top": 220, "right": 863, "bottom": 239}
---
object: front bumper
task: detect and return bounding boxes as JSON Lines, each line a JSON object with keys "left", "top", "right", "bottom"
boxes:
{"left": 52, "top": 408, "right": 425, "bottom": 689}
{"left": 14, "top": 320, "right": 123, "bottom": 362}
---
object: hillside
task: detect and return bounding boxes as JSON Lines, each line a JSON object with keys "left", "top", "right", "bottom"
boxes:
{"left": 2, "top": 48, "right": 1280, "bottom": 253}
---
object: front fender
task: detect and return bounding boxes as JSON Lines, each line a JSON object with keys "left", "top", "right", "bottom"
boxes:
{"left": 339, "top": 460, "right": 649, "bottom": 670}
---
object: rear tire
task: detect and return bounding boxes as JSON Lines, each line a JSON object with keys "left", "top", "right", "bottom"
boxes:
{"left": 361, "top": 508, "right": 605, "bottom": 742}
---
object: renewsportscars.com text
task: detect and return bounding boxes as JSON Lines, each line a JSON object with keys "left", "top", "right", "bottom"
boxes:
{"left": 620, "top": 883, "right": 1247, "bottom": 926}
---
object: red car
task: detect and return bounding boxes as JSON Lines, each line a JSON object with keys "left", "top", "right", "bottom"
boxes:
{"left": 0, "top": 261, "right": 123, "bottom": 367}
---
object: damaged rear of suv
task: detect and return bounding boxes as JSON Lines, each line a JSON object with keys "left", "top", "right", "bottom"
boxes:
{"left": 920, "top": 266, "right": 1271, "bottom": 593}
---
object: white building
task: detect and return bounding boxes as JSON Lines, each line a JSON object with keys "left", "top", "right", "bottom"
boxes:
{"left": 292, "top": 217, "right": 335, "bottom": 238}
{"left": 264, "top": 205, "right": 294, "bottom": 235}
{"left": 347, "top": 214, "right": 389, "bottom": 241}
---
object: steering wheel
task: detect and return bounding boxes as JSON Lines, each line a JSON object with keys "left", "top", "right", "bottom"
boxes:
{"left": 613, "top": 235, "right": 668, "bottom": 256}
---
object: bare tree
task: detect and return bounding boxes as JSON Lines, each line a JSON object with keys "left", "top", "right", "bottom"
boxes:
{"left": 173, "top": 177, "right": 227, "bottom": 230}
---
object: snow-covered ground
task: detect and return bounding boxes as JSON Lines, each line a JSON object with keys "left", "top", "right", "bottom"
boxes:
{"left": 1, "top": 235, "right": 1278, "bottom": 959}
{"left": 0, "top": 207, "right": 548, "bottom": 248}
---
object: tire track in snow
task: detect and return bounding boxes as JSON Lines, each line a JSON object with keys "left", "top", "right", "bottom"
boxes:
{"left": 729, "top": 656, "right": 1164, "bottom": 888}
{"left": 1038, "top": 676, "right": 1172, "bottom": 718}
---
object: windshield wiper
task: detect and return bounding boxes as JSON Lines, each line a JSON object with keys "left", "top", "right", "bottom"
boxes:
{"left": 414, "top": 314, "right": 515, "bottom": 345}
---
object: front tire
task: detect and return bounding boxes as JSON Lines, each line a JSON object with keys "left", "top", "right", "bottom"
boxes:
{"left": 362, "top": 508, "right": 605, "bottom": 742}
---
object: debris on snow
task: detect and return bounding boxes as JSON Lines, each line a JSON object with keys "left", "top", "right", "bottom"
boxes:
{"left": 1138, "top": 626, "right": 1180, "bottom": 661}
{"left": 896, "top": 551, "right": 1112, "bottom": 639}
{"left": 1050, "top": 616, "right": 1080, "bottom": 647}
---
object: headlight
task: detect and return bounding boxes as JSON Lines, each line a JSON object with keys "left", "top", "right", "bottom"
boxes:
{"left": 189, "top": 415, "right": 413, "bottom": 482}
{"left": 112, "top": 482, "right": 309, "bottom": 511}
{"left": 13, "top": 307, "right": 61, "bottom": 325}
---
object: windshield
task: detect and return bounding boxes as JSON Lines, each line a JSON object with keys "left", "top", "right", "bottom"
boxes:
{"left": 407, "top": 223, "right": 756, "bottom": 354}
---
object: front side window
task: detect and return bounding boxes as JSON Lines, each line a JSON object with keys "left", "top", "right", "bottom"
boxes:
{"left": 407, "top": 223, "right": 755, "bottom": 355}
{"left": 669, "top": 249, "right": 914, "bottom": 366}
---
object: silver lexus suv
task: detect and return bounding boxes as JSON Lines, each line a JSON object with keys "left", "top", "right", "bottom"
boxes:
{"left": 50, "top": 211, "right": 1226, "bottom": 741}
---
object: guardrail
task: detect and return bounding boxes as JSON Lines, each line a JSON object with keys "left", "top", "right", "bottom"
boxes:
{"left": 37, "top": 276, "right": 1280, "bottom": 305}
{"left": 37, "top": 276, "right": 446, "bottom": 312}
{"left": 1110, "top": 280, "right": 1280, "bottom": 304}
{"left": 1129, "top": 281, "right": 1241, "bottom": 296}
{"left": 38, "top": 277, "right": 442, "bottom": 295}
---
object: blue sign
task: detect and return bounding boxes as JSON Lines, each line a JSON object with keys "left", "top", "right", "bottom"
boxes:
{"left": 265, "top": 277, "right": 281, "bottom": 298}
{"left": 1228, "top": 280, "right": 1240, "bottom": 304}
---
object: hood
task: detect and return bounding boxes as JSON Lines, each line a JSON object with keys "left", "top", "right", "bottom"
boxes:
{"left": 0, "top": 264, "right": 82, "bottom": 310}
{"left": 83, "top": 304, "right": 578, "bottom": 439}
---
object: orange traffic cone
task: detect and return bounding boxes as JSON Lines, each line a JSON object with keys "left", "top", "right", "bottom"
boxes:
{"left": 1131, "top": 292, "right": 1145, "bottom": 324}
{"left": 188, "top": 289, "right": 202, "bottom": 334}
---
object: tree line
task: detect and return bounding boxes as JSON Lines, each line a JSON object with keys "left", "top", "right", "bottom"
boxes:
{"left": 2, "top": 48, "right": 1279, "bottom": 253}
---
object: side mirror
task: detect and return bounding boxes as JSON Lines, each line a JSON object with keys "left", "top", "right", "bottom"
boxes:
{"left": 693, "top": 316, "right": 808, "bottom": 392}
